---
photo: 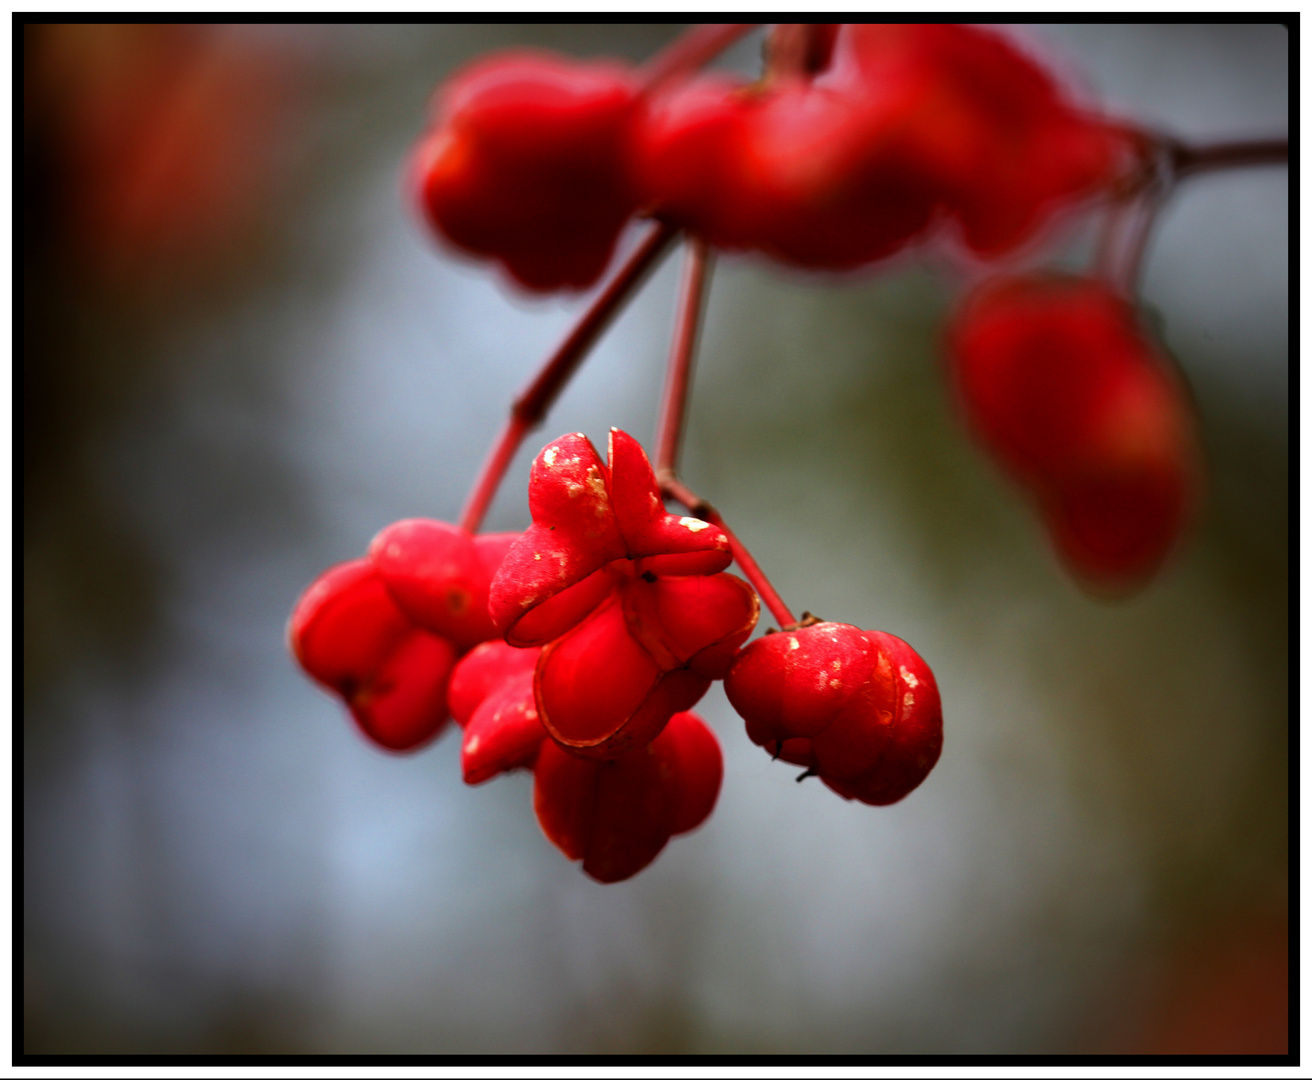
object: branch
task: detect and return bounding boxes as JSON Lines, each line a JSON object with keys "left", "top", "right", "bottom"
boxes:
{"left": 458, "top": 222, "right": 679, "bottom": 533}
{"left": 656, "top": 238, "right": 713, "bottom": 475}
{"left": 1171, "top": 137, "right": 1289, "bottom": 178}
{"left": 660, "top": 478, "right": 797, "bottom": 630}
{"left": 639, "top": 23, "right": 757, "bottom": 93}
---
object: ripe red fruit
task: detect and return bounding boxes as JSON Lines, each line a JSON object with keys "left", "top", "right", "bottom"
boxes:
{"left": 946, "top": 275, "right": 1202, "bottom": 589}
{"left": 533, "top": 564, "right": 757, "bottom": 759}
{"left": 447, "top": 640, "right": 546, "bottom": 785}
{"left": 368, "top": 519, "right": 518, "bottom": 652}
{"left": 533, "top": 709, "right": 723, "bottom": 883}
{"left": 829, "top": 24, "right": 1129, "bottom": 256}
{"left": 489, "top": 429, "right": 756, "bottom": 758}
{"left": 634, "top": 24, "right": 1127, "bottom": 269}
{"left": 412, "top": 50, "right": 641, "bottom": 292}
{"left": 725, "top": 622, "right": 943, "bottom": 806}
{"left": 289, "top": 559, "right": 457, "bottom": 752}
{"left": 489, "top": 428, "right": 732, "bottom": 645}
{"left": 634, "top": 69, "right": 936, "bottom": 270}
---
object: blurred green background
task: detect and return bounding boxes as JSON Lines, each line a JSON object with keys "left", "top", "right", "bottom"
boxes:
{"left": 23, "top": 24, "right": 1288, "bottom": 1054}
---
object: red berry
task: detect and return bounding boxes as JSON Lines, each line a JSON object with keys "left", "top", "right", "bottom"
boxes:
{"left": 635, "top": 24, "right": 1127, "bottom": 267}
{"left": 412, "top": 50, "right": 641, "bottom": 292}
{"left": 448, "top": 641, "right": 547, "bottom": 785}
{"left": 368, "top": 519, "right": 517, "bottom": 652}
{"left": 533, "top": 567, "right": 756, "bottom": 758}
{"left": 725, "top": 622, "right": 943, "bottom": 806}
{"left": 447, "top": 637, "right": 540, "bottom": 727}
{"left": 947, "top": 275, "right": 1202, "bottom": 588}
{"left": 830, "top": 24, "right": 1129, "bottom": 255}
{"left": 489, "top": 429, "right": 731, "bottom": 647}
{"left": 533, "top": 710, "right": 723, "bottom": 883}
{"left": 635, "top": 70, "right": 936, "bottom": 269}
{"left": 488, "top": 429, "right": 755, "bottom": 759}
{"left": 289, "top": 559, "right": 457, "bottom": 752}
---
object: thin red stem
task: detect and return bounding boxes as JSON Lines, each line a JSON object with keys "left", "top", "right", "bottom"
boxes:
{"left": 458, "top": 221, "right": 679, "bottom": 533}
{"left": 764, "top": 23, "right": 838, "bottom": 79}
{"left": 650, "top": 236, "right": 793, "bottom": 627}
{"left": 1095, "top": 134, "right": 1288, "bottom": 297}
{"left": 656, "top": 238, "right": 713, "bottom": 475}
{"left": 1095, "top": 191, "right": 1163, "bottom": 297}
{"left": 1171, "top": 136, "right": 1289, "bottom": 178}
{"left": 639, "top": 23, "right": 757, "bottom": 92}
{"left": 661, "top": 476, "right": 797, "bottom": 629}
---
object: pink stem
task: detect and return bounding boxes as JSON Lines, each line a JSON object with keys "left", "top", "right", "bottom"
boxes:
{"left": 656, "top": 238, "right": 713, "bottom": 475}
{"left": 650, "top": 237, "right": 794, "bottom": 627}
{"left": 639, "top": 23, "right": 757, "bottom": 92}
{"left": 1096, "top": 134, "right": 1287, "bottom": 297}
{"left": 458, "top": 222, "right": 679, "bottom": 533}
{"left": 1094, "top": 191, "right": 1164, "bottom": 297}
{"left": 661, "top": 476, "right": 797, "bottom": 630}
{"left": 1171, "top": 136, "right": 1289, "bottom": 177}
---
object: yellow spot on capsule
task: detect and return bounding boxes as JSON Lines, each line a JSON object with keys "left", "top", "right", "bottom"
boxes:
{"left": 788, "top": 638, "right": 800, "bottom": 651}
{"left": 829, "top": 679, "right": 842, "bottom": 689}
{"left": 903, "top": 692, "right": 915, "bottom": 711}
{"left": 900, "top": 666, "right": 919, "bottom": 688}
{"left": 544, "top": 447, "right": 558, "bottom": 467}
{"left": 466, "top": 736, "right": 480, "bottom": 753}
{"left": 533, "top": 553, "right": 542, "bottom": 561}
{"left": 679, "top": 517, "right": 710, "bottom": 532}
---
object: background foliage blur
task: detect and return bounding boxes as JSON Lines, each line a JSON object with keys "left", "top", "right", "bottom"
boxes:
{"left": 22, "top": 23, "right": 1288, "bottom": 1054}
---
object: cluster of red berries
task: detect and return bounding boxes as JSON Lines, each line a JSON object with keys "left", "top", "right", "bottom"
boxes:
{"left": 292, "top": 431, "right": 938, "bottom": 881}
{"left": 413, "top": 23, "right": 1130, "bottom": 292}
{"left": 291, "top": 24, "right": 1251, "bottom": 883}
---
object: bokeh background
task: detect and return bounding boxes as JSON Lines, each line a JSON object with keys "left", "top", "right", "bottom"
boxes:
{"left": 22, "top": 24, "right": 1289, "bottom": 1054}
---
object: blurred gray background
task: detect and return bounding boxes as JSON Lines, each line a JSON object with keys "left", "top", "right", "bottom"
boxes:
{"left": 23, "top": 24, "right": 1288, "bottom": 1054}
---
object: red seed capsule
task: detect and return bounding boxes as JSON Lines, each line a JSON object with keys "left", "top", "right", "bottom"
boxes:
{"left": 947, "top": 274, "right": 1202, "bottom": 589}
{"left": 533, "top": 710, "right": 723, "bottom": 883}
{"left": 368, "top": 519, "right": 518, "bottom": 652}
{"left": 412, "top": 50, "right": 641, "bottom": 292}
{"left": 531, "top": 565, "right": 757, "bottom": 759}
{"left": 489, "top": 429, "right": 732, "bottom": 646}
{"left": 489, "top": 429, "right": 754, "bottom": 759}
{"left": 829, "top": 23, "right": 1129, "bottom": 256}
{"left": 725, "top": 622, "right": 943, "bottom": 806}
{"left": 634, "top": 24, "right": 1127, "bottom": 268}
{"left": 634, "top": 69, "right": 936, "bottom": 270}
{"left": 289, "top": 559, "right": 456, "bottom": 752}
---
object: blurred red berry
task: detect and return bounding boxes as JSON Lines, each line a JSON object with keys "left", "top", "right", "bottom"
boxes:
{"left": 634, "top": 68, "right": 936, "bottom": 269}
{"left": 947, "top": 274, "right": 1203, "bottom": 589}
{"left": 534, "top": 709, "right": 723, "bottom": 883}
{"left": 725, "top": 621, "right": 942, "bottom": 805}
{"left": 289, "top": 559, "right": 457, "bottom": 752}
{"left": 412, "top": 50, "right": 641, "bottom": 292}
{"left": 830, "top": 23, "right": 1129, "bottom": 256}
{"left": 633, "top": 24, "right": 1127, "bottom": 269}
